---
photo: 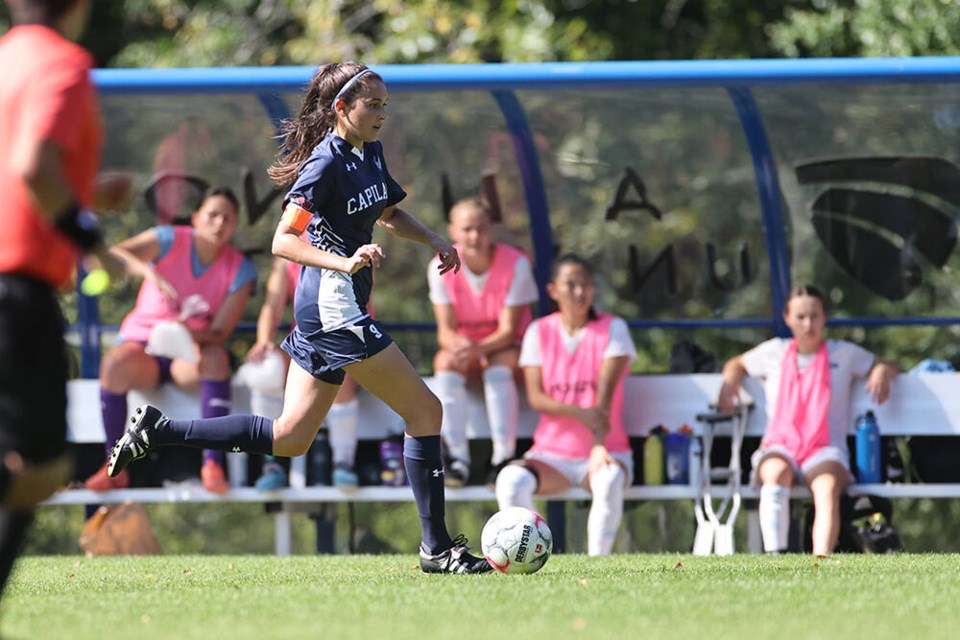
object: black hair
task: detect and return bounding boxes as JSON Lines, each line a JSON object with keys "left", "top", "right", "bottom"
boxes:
{"left": 268, "top": 62, "right": 383, "bottom": 189}
{"left": 6, "top": 0, "right": 76, "bottom": 24}
{"left": 199, "top": 186, "right": 240, "bottom": 214}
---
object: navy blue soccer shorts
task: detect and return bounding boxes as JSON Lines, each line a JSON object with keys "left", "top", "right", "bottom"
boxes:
{"left": 281, "top": 315, "right": 393, "bottom": 385}
{"left": 0, "top": 274, "right": 70, "bottom": 463}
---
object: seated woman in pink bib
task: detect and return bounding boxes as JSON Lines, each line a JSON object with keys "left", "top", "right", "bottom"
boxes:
{"left": 428, "top": 197, "right": 538, "bottom": 487}
{"left": 494, "top": 254, "right": 636, "bottom": 556}
{"left": 716, "top": 284, "right": 898, "bottom": 556}
{"left": 84, "top": 187, "right": 256, "bottom": 493}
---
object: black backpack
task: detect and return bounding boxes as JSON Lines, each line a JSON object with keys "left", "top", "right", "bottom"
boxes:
{"left": 803, "top": 494, "right": 903, "bottom": 554}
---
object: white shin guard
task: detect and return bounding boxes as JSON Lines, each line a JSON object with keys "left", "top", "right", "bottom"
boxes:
{"left": 482, "top": 365, "right": 519, "bottom": 465}
{"left": 434, "top": 371, "right": 470, "bottom": 463}
{"left": 327, "top": 398, "right": 359, "bottom": 468}
{"left": 759, "top": 484, "right": 791, "bottom": 553}
{"left": 588, "top": 463, "right": 626, "bottom": 556}
{"left": 494, "top": 464, "right": 537, "bottom": 512}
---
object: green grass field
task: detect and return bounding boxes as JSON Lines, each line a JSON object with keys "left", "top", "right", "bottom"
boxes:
{"left": 3, "top": 554, "right": 958, "bottom": 640}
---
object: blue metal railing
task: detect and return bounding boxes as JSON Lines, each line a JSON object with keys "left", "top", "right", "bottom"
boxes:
{"left": 77, "top": 58, "right": 960, "bottom": 375}
{"left": 92, "top": 57, "right": 960, "bottom": 94}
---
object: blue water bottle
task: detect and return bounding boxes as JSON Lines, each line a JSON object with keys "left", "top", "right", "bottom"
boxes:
{"left": 856, "top": 411, "right": 882, "bottom": 483}
{"left": 665, "top": 428, "right": 691, "bottom": 485}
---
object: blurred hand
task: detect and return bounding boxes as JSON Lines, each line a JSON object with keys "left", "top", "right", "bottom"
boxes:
{"left": 716, "top": 381, "right": 740, "bottom": 415}
{"left": 246, "top": 341, "right": 278, "bottom": 363}
{"left": 93, "top": 172, "right": 134, "bottom": 212}
{"left": 865, "top": 366, "right": 895, "bottom": 405}
{"left": 345, "top": 243, "right": 385, "bottom": 274}
{"left": 146, "top": 268, "right": 179, "bottom": 300}
{"left": 578, "top": 406, "right": 609, "bottom": 436}
{"left": 449, "top": 336, "right": 483, "bottom": 368}
{"left": 83, "top": 245, "right": 125, "bottom": 286}
{"left": 588, "top": 444, "right": 617, "bottom": 477}
{"left": 431, "top": 237, "right": 460, "bottom": 275}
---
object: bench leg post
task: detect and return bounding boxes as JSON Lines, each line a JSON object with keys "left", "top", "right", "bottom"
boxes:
{"left": 313, "top": 504, "right": 336, "bottom": 554}
{"left": 274, "top": 510, "right": 292, "bottom": 556}
{"left": 546, "top": 501, "right": 566, "bottom": 554}
{"left": 745, "top": 503, "right": 762, "bottom": 554}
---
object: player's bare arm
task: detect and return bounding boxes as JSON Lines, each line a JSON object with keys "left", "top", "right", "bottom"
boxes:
{"left": 378, "top": 205, "right": 460, "bottom": 274}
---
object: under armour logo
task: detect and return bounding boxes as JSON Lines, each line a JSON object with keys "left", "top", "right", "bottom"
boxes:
{"left": 345, "top": 162, "right": 357, "bottom": 172}
{"left": 432, "top": 469, "right": 444, "bottom": 478}
{"left": 232, "top": 446, "right": 241, "bottom": 453}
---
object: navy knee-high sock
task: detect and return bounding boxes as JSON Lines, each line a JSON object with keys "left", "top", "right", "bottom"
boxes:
{"left": 151, "top": 414, "right": 274, "bottom": 456}
{"left": 403, "top": 435, "right": 453, "bottom": 554}
{"left": 0, "top": 509, "right": 33, "bottom": 599}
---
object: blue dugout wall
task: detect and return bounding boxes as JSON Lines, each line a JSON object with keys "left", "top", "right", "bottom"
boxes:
{"left": 80, "top": 57, "right": 960, "bottom": 377}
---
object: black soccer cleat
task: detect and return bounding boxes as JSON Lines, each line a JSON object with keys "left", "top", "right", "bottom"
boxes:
{"left": 419, "top": 534, "right": 492, "bottom": 574}
{"left": 106, "top": 404, "right": 167, "bottom": 477}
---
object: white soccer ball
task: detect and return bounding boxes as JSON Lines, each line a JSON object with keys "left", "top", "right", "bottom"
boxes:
{"left": 481, "top": 507, "right": 553, "bottom": 574}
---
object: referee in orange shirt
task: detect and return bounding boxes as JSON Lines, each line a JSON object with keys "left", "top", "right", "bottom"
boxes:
{"left": 0, "top": 0, "right": 123, "bottom": 600}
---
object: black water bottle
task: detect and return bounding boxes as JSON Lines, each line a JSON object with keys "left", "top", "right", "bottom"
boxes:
{"left": 308, "top": 428, "right": 332, "bottom": 486}
{"left": 884, "top": 437, "right": 905, "bottom": 483}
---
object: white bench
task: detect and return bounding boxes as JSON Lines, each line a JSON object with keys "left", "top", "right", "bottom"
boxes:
{"left": 46, "top": 373, "right": 960, "bottom": 554}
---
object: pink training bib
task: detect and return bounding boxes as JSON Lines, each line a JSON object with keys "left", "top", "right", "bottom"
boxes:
{"left": 441, "top": 242, "right": 531, "bottom": 342}
{"left": 761, "top": 340, "right": 832, "bottom": 466}
{"left": 528, "top": 312, "right": 631, "bottom": 459}
{"left": 120, "top": 226, "right": 245, "bottom": 341}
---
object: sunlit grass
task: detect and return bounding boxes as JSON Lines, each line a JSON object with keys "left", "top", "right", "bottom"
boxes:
{"left": 3, "top": 554, "right": 959, "bottom": 640}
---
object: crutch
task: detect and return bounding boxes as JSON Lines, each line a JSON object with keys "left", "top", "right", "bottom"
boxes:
{"left": 693, "top": 401, "right": 750, "bottom": 556}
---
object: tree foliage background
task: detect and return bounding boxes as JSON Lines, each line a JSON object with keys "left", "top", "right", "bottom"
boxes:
{"left": 4, "top": 1, "right": 960, "bottom": 68}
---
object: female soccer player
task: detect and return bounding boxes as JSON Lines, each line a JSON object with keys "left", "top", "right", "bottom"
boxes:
{"left": 494, "top": 254, "right": 636, "bottom": 555}
{"left": 716, "top": 285, "right": 898, "bottom": 556}
{"left": 107, "top": 62, "right": 491, "bottom": 573}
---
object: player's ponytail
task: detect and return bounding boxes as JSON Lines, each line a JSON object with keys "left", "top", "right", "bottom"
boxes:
{"left": 268, "top": 62, "right": 381, "bottom": 189}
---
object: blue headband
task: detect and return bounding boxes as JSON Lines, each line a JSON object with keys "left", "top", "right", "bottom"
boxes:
{"left": 331, "top": 69, "right": 373, "bottom": 109}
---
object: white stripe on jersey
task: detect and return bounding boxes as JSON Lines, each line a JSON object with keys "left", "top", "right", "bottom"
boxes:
{"left": 317, "top": 269, "right": 367, "bottom": 331}
{"left": 314, "top": 215, "right": 347, "bottom": 256}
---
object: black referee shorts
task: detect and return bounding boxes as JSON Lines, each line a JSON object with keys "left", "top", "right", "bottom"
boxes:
{"left": 0, "top": 274, "right": 70, "bottom": 463}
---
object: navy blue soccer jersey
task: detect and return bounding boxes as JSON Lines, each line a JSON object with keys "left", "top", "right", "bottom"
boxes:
{"left": 284, "top": 133, "right": 406, "bottom": 335}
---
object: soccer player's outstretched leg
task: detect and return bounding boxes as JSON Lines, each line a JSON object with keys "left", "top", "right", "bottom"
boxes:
{"left": 108, "top": 62, "right": 491, "bottom": 573}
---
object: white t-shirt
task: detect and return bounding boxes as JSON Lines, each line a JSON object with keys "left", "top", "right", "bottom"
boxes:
{"left": 427, "top": 253, "right": 539, "bottom": 307}
{"left": 519, "top": 315, "right": 637, "bottom": 367}
{"left": 741, "top": 338, "right": 876, "bottom": 450}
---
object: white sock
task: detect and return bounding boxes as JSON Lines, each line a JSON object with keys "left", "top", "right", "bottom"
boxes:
{"left": 250, "top": 389, "right": 284, "bottom": 419}
{"left": 759, "top": 484, "right": 791, "bottom": 552}
{"left": 483, "top": 365, "right": 519, "bottom": 465}
{"left": 327, "top": 398, "right": 359, "bottom": 468}
{"left": 435, "top": 371, "right": 470, "bottom": 464}
{"left": 494, "top": 464, "right": 537, "bottom": 511}
{"left": 587, "top": 464, "right": 626, "bottom": 556}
